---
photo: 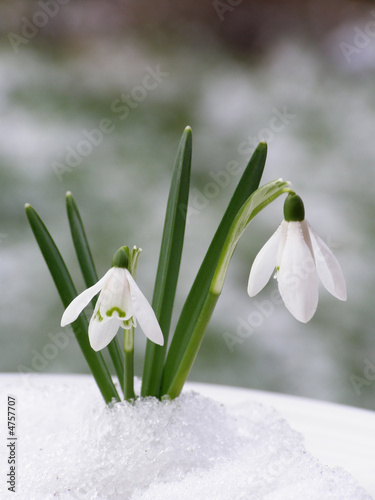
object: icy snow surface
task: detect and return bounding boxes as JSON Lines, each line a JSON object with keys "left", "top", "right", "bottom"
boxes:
{"left": 1, "top": 375, "right": 371, "bottom": 500}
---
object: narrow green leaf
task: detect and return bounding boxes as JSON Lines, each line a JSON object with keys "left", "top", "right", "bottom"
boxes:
{"left": 65, "top": 192, "right": 98, "bottom": 288}
{"left": 65, "top": 192, "right": 125, "bottom": 394}
{"left": 164, "top": 179, "right": 292, "bottom": 399}
{"left": 160, "top": 142, "right": 267, "bottom": 397}
{"left": 25, "top": 204, "right": 120, "bottom": 405}
{"left": 141, "top": 126, "right": 192, "bottom": 397}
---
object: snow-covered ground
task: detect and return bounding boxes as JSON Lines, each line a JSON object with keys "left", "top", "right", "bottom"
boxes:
{"left": 0, "top": 374, "right": 372, "bottom": 499}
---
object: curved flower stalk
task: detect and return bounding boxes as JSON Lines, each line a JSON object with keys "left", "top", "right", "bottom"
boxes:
{"left": 162, "top": 178, "right": 293, "bottom": 399}
{"left": 61, "top": 247, "right": 164, "bottom": 351}
{"left": 247, "top": 193, "right": 347, "bottom": 322}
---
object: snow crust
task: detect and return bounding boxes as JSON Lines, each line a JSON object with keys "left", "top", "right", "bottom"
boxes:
{"left": 1, "top": 375, "right": 370, "bottom": 500}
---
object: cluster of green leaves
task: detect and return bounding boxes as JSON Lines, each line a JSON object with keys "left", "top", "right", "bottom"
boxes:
{"left": 26, "top": 127, "right": 291, "bottom": 404}
{"left": 26, "top": 196, "right": 122, "bottom": 404}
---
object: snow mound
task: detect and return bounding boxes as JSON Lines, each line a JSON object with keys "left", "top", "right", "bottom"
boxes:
{"left": 1, "top": 375, "right": 370, "bottom": 500}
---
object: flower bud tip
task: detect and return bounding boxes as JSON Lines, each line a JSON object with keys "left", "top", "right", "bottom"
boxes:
{"left": 112, "top": 247, "right": 129, "bottom": 269}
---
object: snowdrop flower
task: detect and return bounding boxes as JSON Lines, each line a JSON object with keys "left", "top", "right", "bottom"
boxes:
{"left": 247, "top": 193, "right": 346, "bottom": 323}
{"left": 61, "top": 247, "right": 164, "bottom": 351}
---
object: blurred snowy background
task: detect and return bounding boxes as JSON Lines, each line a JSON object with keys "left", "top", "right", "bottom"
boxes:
{"left": 1, "top": 0, "right": 375, "bottom": 410}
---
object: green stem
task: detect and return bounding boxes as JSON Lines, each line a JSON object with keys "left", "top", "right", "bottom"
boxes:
{"left": 211, "top": 185, "right": 294, "bottom": 295}
{"left": 124, "top": 328, "right": 135, "bottom": 401}
{"left": 107, "top": 341, "right": 125, "bottom": 395}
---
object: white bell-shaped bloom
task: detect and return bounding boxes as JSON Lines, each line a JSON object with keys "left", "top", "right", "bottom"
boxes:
{"left": 247, "top": 218, "right": 347, "bottom": 323}
{"left": 61, "top": 267, "right": 164, "bottom": 351}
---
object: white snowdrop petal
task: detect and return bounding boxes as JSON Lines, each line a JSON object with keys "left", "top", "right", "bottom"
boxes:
{"left": 99, "top": 268, "right": 133, "bottom": 319}
{"left": 247, "top": 224, "right": 282, "bottom": 297}
{"left": 126, "top": 270, "right": 164, "bottom": 346}
{"left": 278, "top": 222, "right": 319, "bottom": 323}
{"left": 308, "top": 224, "right": 347, "bottom": 301}
{"left": 61, "top": 269, "right": 112, "bottom": 327}
{"left": 276, "top": 220, "right": 288, "bottom": 269}
{"left": 89, "top": 316, "right": 120, "bottom": 351}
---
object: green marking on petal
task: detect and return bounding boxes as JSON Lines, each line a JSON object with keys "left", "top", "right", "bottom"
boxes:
{"left": 95, "top": 309, "right": 104, "bottom": 322}
{"left": 106, "top": 307, "right": 126, "bottom": 318}
{"left": 123, "top": 317, "right": 136, "bottom": 329}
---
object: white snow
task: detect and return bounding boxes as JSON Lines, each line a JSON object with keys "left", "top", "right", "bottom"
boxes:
{"left": 0, "top": 375, "right": 371, "bottom": 500}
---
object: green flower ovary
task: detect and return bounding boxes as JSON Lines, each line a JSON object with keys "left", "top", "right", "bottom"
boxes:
{"left": 283, "top": 193, "right": 305, "bottom": 222}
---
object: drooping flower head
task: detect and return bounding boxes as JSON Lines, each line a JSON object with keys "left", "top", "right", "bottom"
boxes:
{"left": 61, "top": 246, "right": 164, "bottom": 351}
{"left": 248, "top": 193, "right": 347, "bottom": 322}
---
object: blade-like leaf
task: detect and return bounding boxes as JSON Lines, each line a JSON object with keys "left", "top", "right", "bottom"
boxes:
{"left": 65, "top": 192, "right": 98, "bottom": 288}
{"left": 66, "top": 192, "right": 125, "bottom": 394}
{"left": 141, "top": 126, "right": 192, "bottom": 397}
{"left": 160, "top": 142, "right": 267, "bottom": 397}
{"left": 25, "top": 204, "right": 120, "bottom": 405}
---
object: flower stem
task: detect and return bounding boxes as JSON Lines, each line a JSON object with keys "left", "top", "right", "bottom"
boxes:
{"left": 161, "top": 179, "right": 293, "bottom": 398}
{"left": 124, "top": 328, "right": 135, "bottom": 401}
